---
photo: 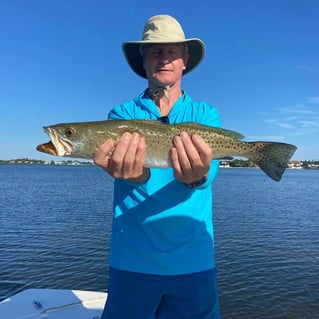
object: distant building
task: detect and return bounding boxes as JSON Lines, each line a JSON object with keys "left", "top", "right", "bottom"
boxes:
{"left": 288, "top": 160, "right": 303, "bottom": 169}
{"left": 220, "top": 160, "right": 230, "bottom": 168}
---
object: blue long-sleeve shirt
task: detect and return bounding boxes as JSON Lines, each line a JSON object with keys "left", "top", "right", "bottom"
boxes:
{"left": 107, "top": 90, "right": 221, "bottom": 275}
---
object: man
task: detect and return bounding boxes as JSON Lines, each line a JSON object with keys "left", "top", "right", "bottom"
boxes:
{"left": 94, "top": 15, "right": 221, "bottom": 319}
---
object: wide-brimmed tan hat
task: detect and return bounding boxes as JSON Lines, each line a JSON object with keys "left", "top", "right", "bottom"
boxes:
{"left": 122, "top": 15, "right": 205, "bottom": 78}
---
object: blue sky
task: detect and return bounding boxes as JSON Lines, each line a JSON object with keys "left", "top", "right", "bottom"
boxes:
{"left": 1, "top": 0, "right": 318, "bottom": 161}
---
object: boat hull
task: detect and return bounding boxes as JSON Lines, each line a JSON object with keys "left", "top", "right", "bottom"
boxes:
{"left": 0, "top": 288, "right": 107, "bottom": 319}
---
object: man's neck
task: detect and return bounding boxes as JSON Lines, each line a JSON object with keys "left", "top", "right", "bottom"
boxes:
{"left": 148, "top": 84, "right": 182, "bottom": 116}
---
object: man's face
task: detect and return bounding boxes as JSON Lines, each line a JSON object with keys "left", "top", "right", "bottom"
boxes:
{"left": 143, "top": 43, "right": 189, "bottom": 88}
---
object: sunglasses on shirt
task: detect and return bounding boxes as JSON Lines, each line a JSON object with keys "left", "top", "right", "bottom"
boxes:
{"left": 158, "top": 116, "right": 170, "bottom": 124}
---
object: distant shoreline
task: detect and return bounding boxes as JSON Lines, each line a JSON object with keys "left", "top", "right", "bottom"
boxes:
{"left": 1, "top": 158, "right": 318, "bottom": 169}
{"left": 0, "top": 159, "right": 93, "bottom": 166}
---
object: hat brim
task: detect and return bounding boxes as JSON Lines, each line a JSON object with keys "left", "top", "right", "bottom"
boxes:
{"left": 122, "top": 38, "right": 205, "bottom": 78}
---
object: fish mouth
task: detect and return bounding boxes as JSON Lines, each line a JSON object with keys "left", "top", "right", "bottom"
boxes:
{"left": 36, "top": 127, "right": 74, "bottom": 156}
{"left": 36, "top": 141, "right": 58, "bottom": 156}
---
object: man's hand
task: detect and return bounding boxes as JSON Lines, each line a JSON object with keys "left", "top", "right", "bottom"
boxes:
{"left": 93, "top": 132, "right": 149, "bottom": 182}
{"left": 170, "top": 132, "right": 212, "bottom": 184}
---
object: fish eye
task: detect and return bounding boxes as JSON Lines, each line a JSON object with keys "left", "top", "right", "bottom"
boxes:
{"left": 65, "top": 127, "right": 75, "bottom": 137}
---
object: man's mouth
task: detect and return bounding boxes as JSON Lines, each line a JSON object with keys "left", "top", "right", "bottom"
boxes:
{"left": 156, "top": 68, "right": 171, "bottom": 72}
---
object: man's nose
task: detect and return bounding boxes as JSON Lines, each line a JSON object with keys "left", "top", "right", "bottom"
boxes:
{"left": 159, "top": 54, "right": 170, "bottom": 65}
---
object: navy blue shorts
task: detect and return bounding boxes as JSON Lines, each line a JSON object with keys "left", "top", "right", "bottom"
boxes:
{"left": 101, "top": 267, "right": 220, "bottom": 319}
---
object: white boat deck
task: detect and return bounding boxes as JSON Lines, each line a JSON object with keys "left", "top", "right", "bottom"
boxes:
{"left": 0, "top": 288, "right": 107, "bottom": 319}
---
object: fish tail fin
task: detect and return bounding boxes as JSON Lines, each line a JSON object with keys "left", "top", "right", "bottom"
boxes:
{"left": 247, "top": 142, "right": 297, "bottom": 181}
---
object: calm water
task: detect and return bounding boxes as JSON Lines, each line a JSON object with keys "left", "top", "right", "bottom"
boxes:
{"left": 0, "top": 165, "right": 318, "bottom": 318}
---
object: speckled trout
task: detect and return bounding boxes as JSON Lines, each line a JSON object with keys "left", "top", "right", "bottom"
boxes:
{"left": 36, "top": 120, "right": 297, "bottom": 181}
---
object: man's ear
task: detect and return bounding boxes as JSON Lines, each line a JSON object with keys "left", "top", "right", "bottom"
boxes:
{"left": 183, "top": 53, "right": 190, "bottom": 69}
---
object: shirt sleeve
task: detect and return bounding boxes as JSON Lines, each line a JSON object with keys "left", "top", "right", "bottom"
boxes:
{"left": 108, "top": 102, "right": 134, "bottom": 120}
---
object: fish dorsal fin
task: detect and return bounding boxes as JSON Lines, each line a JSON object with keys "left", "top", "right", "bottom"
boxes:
{"left": 173, "top": 122, "right": 245, "bottom": 140}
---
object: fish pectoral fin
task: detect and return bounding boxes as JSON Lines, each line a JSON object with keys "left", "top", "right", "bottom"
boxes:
{"left": 215, "top": 156, "right": 234, "bottom": 161}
